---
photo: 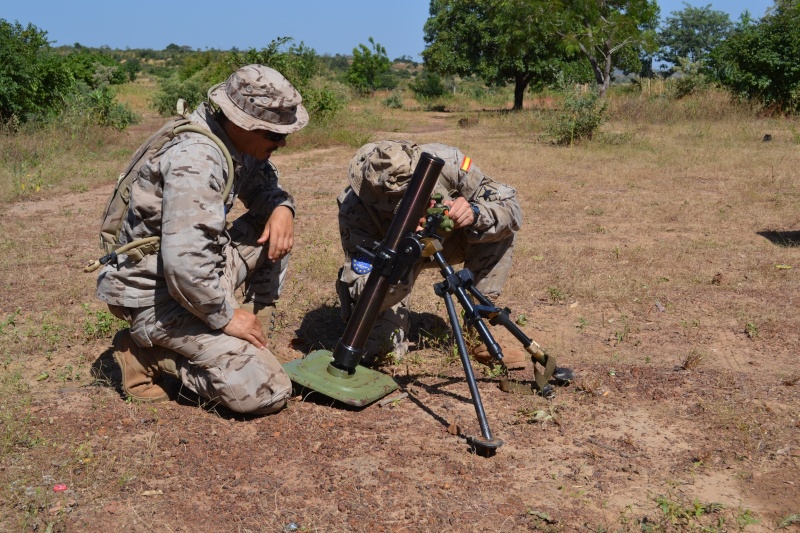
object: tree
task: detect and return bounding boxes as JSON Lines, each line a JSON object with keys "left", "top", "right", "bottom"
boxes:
{"left": 710, "top": 2, "right": 800, "bottom": 113}
{"left": 0, "top": 19, "right": 74, "bottom": 123}
{"left": 549, "top": 0, "right": 660, "bottom": 97}
{"left": 347, "top": 37, "right": 391, "bottom": 94}
{"left": 657, "top": 3, "right": 732, "bottom": 67}
{"left": 423, "top": 0, "right": 574, "bottom": 110}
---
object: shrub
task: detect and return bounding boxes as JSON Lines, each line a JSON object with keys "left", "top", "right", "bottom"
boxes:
{"left": 547, "top": 87, "right": 608, "bottom": 145}
{"left": 711, "top": 5, "right": 800, "bottom": 114}
{"left": 60, "top": 83, "right": 140, "bottom": 130}
{"left": 151, "top": 74, "right": 206, "bottom": 116}
{"left": 301, "top": 78, "right": 349, "bottom": 125}
{"left": 409, "top": 71, "right": 447, "bottom": 100}
{"left": 669, "top": 58, "right": 710, "bottom": 99}
{"left": 0, "top": 19, "right": 74, "bottom": 125}
{"left": 382, "top": 90, "right": 404, "bottom": 109}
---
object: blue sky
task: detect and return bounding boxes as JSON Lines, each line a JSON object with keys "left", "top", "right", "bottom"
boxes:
{"left": 3, "top": 1, "right": 776, "bottom": 61}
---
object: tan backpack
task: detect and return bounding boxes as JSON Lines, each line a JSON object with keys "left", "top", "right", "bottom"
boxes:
{"left": 85, "top": 102, "right": 234, "bottom": 272}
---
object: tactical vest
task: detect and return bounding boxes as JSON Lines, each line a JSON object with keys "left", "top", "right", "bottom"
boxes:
{"left": 86, "top": 102, "right": 234, "bottom": 272}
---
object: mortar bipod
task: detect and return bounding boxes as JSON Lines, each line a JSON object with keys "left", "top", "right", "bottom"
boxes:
{"left": 463, "top": 279, "right": 576, "bottom": 395}
{"left": 428, "top": 248, "right": 576, "bottom": 456}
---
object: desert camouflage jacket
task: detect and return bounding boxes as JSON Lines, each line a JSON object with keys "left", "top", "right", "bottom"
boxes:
{"left": 96, "top": 103, "right": 295, "bottom": 330}
{"left": 339, "top": 143, "right": 522, "bottom": 256}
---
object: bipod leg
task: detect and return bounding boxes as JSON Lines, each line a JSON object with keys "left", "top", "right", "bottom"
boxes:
{"left": 437, "top": 285, "right": 503, "bottom": 457}
{"left": 466, "top": 284, "right": 575, "bottom": 396}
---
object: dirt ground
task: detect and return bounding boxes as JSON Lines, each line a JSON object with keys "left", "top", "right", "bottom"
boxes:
{"left": 1, "top": 110, "right": 799, "bottom": 532}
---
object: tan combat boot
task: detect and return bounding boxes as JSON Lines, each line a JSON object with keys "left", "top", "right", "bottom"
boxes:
{"left": 469, "top": 327, "right": 529, "bottom": 370}
{"left": 240, "top": 303, "right": 298, "bottom": 364}
{"left": 113, "top": 329, "right": 178, "bottom": 402}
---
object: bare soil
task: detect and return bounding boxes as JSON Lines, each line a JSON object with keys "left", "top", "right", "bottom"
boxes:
{"left": 1, "top": 110, "right": 799, "bottom": 532}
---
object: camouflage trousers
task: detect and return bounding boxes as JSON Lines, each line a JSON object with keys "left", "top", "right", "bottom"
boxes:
{"left": 337, "top": 230, "right": 516, "bottom": 360}
{"left": 109, "top": 213, "right": 291, "bottom": 414}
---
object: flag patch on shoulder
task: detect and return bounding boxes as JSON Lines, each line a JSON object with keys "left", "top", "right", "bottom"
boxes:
{"left": 460, "top": 157, "right": 472, "bottom": 172}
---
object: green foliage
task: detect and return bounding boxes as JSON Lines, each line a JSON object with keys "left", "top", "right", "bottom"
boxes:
{"left": 0, "top": 19, "right": 74, "bottom": 124}
{"left": 152, "top": 38, "right": 347, "bottom": 123}
{"left": 0, "top": 370, "right": 43, "bottom": 454}
{"left": 62, "top": 49, "right": 127, "bottom": 88}
{"left": 655, "top": 494, "right": 727, "bottom": 529}
{"left": 710, "top": 4, "right": 800, "bottom": 114}
{"left": 59, "top": 83, "right": 139, "bottom": 130}
{"left": 299, "top": 78, "right": 349, "bottom": 124}
{"left": 151, "top": 74, "right": 207, "bottom": 116}
{"left": 382, "top": 90, "right": 404, "bottom": 109}
{"left": 409, "top": 70, "right": 447, "bottom": 100}
{"left": 778, "top": 514, "right": 800, "bottom": 529}
{"left": 0, "top": 19, "right": 139, "bottom": 131}
{"left": 347, "top": 37, "right": 392, "bottom": 94}
{"left": 670, "top": 57, "right": 711, "bottom": 98}
{"left": 553, "top": 0, "right": 660, "bottom": 96}
{"left": 423, "top": 0, "right": 569, "bottom": 110}
{"left": 121, "top": 58, "right": 141, "bottom": 81}
{"left": 318, "top": 53, "right": 350, "bottom": 75}
{"left": 82, "top": 304, "right": 127, "bottom": 341}
{"left": 547, "top": 87, "right": 608, "bottom": 145}
{"left": 657, "top": 4, "right": 733, "bottom": 66}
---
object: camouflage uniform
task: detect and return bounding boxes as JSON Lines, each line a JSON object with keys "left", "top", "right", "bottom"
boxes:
{"left": 337, "top": 141, "right": 522, "bottom": 359}
{"left": 97, "top": 101, "right": 294, "bottom": 413}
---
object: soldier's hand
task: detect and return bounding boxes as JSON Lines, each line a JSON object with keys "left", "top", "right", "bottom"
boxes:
{"left": 222, "top": 308, "right": 267, "bottom": 349}
{"left": 444, "top": 197, "right": 473, "bottom": 229}
{"left": 258, "top": 206, "right": 294, "bottom": 261}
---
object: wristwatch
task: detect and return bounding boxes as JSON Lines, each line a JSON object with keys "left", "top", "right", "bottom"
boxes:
{"left": 469, "top": 202, "right": 480, "bottom": 226}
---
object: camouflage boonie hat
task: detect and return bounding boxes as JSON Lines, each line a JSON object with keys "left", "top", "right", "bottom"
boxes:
{"left": 348, "top": 140, "right": 421, "bottom": 202}
{"left": 208, "top": 64, "right": 308, "bottom": 133}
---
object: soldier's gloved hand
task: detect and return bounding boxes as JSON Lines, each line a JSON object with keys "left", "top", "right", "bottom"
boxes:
{"left": 258, "top": 205, "right": 294, "bottom": 261}
{"left": 222, "top": 308, "right": 267, "bottom": 349}
{"left": 444, "top": 197, "right": 474, "bottom": 229}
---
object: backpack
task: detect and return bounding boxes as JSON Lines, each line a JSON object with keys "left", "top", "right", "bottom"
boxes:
{"left": 85, "top": 101, "right": 234, "bottom": 272}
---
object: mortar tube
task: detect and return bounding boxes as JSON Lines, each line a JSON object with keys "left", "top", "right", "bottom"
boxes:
{"left": 330, "top": 152, "right": 445, "bottom": 374}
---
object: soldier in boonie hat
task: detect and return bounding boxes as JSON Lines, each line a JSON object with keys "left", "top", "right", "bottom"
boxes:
{"left": 95, "top": 64, "right": 308, "bottom": 415}
{"left": 208, "top": 64, "right": 308, "bottom": 133}
{"left": 335, "top": 140, "right": 527, "bottom": 369}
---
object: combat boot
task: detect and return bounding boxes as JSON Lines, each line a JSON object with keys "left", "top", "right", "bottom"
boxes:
{"left": 240, "top": 303, "right": 298, "bottom": 363}
{"left": 113, "top": 329, "right": 178, "bottom": 402}
{"left": 469, "top": 327, "right": 529, "bottom": 370}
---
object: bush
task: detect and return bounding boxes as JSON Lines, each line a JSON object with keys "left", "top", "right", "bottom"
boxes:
{"left": 711, "top": 5, "right": 800, "bottom": 114}
{"left": 0, "top": 20, "right": 74, "bottom": 124}
{"left": 63, "top": 49, "right": 127, "bottom": 89}
{"left": 61, "top": 83, "right": 140, "bottom": 130}
{"left": 382, "top": 90, "right": 404, "bottom": 109}
{"left": 301, "top": 78, "right": 349, "bottom": 125}
{"left": 151, "top": 39, "right": 349, "bottom": 125}
{"left": 669, "top": 58, "right": 710, "bottom": 99}
{"left": 409, "top": 71, "right": 447, "bottom": 100}
{"left": 151, "top": 74, "right": 206, "bottom": 116}
{"left": 547, "top": 87, "right": 608, "bottom": 145}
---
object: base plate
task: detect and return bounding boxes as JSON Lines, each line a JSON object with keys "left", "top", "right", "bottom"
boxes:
{"left": 282, "top": 350, "right": 399, "bottom": 407}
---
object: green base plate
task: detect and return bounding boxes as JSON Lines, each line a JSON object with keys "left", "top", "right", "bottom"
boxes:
{"left": 282, "top": 350, "right": 399, "bottom": 407}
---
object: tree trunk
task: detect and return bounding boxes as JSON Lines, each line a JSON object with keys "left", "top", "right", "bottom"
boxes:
{"left": 513, "top": 75, "right": 530, "bottom": 111}
{"left": 598, "top": 43, "right": 613, "bottom": 98}
{"left": 578, "top": 42, "right": 607, "bottom": 96}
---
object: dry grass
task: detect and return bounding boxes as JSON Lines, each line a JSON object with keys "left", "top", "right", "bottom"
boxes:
{"left": 1, "top": 83, "right": 799, "bottom": 531}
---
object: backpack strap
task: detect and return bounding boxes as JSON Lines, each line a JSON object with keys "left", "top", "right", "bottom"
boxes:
{"left": 86, "top": 109, "right": 236, "bottom": 273}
